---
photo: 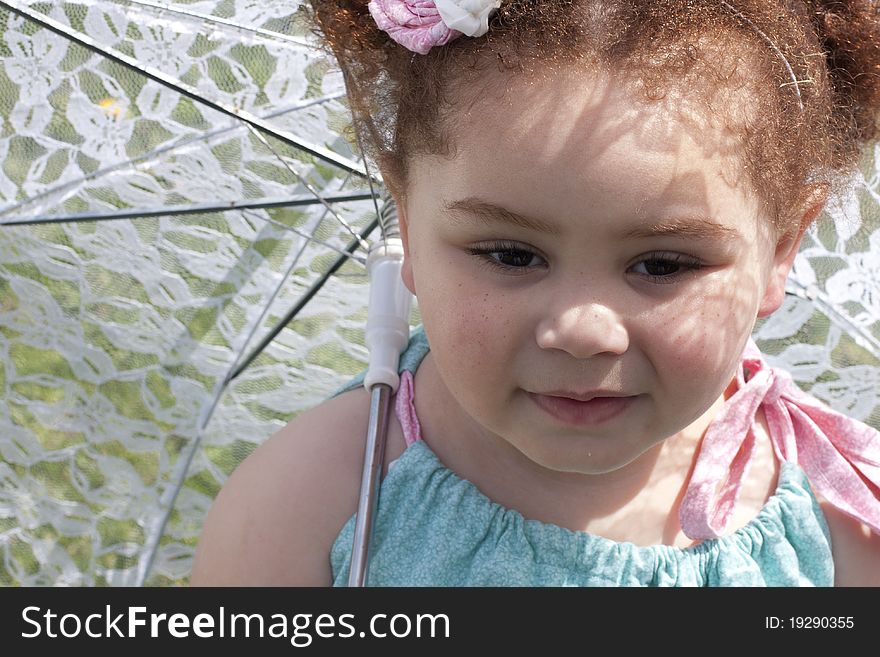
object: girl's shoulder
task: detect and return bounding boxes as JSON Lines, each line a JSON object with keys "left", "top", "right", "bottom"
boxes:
{"left": 190, "top": 384, "right": 407, "bottom": 586}
{"left": 819, "top": 502, "right": 880, "bottom": 586}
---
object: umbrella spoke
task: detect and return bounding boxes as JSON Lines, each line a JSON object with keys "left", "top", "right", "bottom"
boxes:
{"left": 0, "top": 95, "right": 349, "bottom": 219}
{"left": 246, "top": 124, "right": 372, "bottom": 253}
{"left": 1, "top": 195, "right": 373, "bottom": 264}
{"left": 121, "top": 0, "right": 320, "bottom": 50}
{"left": 2, "top": 191, "right": 373, "bottom": 223}
{"left": 225, "top": 167, "right": 369, "bottom": 384}
{"left": 0, "top": 0, "right": 392, "bottom": 587}
{"left": 224, "top": 170, "right": 380, "bottom": 383}
{"left": 786, "top": 282, "right": 880, "bottom": 360}
{"left": 225, "top": 216, "right": 379, "bottom": 384}
{"left": 136, "top": 203, "right": 379, "bottom": 585}
{"left": 0, "top": 0, "right": 378, "bottom": 180}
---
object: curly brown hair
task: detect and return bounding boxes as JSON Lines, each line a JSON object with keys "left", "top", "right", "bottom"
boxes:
{"left": 307, "top": 1, "right": 880, "bottom": 232}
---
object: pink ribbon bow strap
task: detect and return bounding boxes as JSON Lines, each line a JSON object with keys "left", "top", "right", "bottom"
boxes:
{"left": 679, "top": 338, "right": 880, "bottom": 540}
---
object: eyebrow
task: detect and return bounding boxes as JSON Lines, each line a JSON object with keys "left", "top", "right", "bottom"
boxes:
{"left": 620, "top": 217, "right": 741, "bottom": 243}
{"left": 442, "top": 197, "right": 561, "bottom": 235}
{"left": 442, "top": 196, "right": 740, "bottom": 243}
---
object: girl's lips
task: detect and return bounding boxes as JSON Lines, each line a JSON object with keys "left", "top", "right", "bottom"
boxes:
{"left": 527, "top": 392, "right": 637, "bottom": 426}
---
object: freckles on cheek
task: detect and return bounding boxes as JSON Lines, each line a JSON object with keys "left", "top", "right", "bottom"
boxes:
{"left": 421, "top": 280, "right": 489, "bottom": 364}
{"left": 437, "top": 290, "right": 516, "bottom": 373}
{"left": 452, "top": 293, "right": 505, "bottom": 363}
{"left": 654, "top": 296, "right": 753, "bottom": 378}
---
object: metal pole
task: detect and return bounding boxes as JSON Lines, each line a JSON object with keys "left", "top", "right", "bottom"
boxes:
{"left": 348, "top": 384, "right": 393, "bottom": 586}
{"left": 347, "top": 193, "right": 411, "bottom": 586}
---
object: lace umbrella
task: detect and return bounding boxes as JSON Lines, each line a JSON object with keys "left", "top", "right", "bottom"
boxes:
{"left": 0, "top": 0, "right": 412, "bottom": 586}
{"left": 0, "top": 0, "right": 877, "bottom": 587}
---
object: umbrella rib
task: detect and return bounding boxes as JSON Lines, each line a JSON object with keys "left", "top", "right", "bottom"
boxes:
{"left": 354, "top": 122, "right": 387, "bottom": 243}
{"left": 2, "top": 193, "right": 371, "bottom": 265}
{"left": 225, "top": 167, "right": 365, "bottom": 383}
{"left": 0, "top": 0, "right": 378, "bottom": 181}
{"left": 1, "top": 191, "right": 372, "bottom": 222}
{"left": 121, "top": 0, "right": 320, "bottom": 49}
{"left": 224, "top": 189, "right": 354, "bottom": 383}
{"left": 136, "top": 201, "right": 378, "bottom": 586}
{"left": 786, "top": 280, "right": 880, "bottom": 359}
{"left": 245, "top": 124, "right": 371, "bottom": 253}
{"left": 226, "top": 215, "right": 380, "bottom": 383}
{"left": 134, "top": 208, "right": 324, "bottom": 586}
{"left": 0, "top": 95, "right": 348, "bottom": 219}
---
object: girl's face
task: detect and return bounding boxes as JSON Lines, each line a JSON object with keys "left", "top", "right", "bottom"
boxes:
{"left": 398, "top": 68, "right": 801, "bottom": 475}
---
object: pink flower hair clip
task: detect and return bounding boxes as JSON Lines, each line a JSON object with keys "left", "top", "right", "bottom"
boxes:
{"left": 368, "top": 0, "right": 502, "bottom": 55}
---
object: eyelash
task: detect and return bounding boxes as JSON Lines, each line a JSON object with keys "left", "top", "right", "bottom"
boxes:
{"left": 629, "top": 252, "right": 704, "bottom": 284}
{"left": 465, "top": 241, "right": 703, "bottom": 284}
{"left": 466, "top": 241, "right": 547, "bottom": 275}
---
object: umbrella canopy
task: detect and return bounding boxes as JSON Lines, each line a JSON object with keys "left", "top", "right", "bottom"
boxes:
{"left": 756, "top": 146, "right": 880, "bottom": 430}
{"left": 0, "top": 0, "right": 878, "bottom": 587}
{"left": 0, "top": 0, "right": 402, "bottom": 586}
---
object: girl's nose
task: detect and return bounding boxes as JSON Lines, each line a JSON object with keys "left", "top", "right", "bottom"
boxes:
{"left": 535, "top": 301, "right": 629, "bottom": 359}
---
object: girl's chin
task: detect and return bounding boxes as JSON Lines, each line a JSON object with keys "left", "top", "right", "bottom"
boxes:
{"left": 510, "top": 434, "right": 658, "bottom": 477}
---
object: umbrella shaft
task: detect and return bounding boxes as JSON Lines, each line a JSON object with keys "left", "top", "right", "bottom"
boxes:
{"left": 348, "top": 383, "right": 393, "bottom": 586}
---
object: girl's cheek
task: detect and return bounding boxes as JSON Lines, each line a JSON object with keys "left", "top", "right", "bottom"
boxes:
{"left": 418, "top": 264, "right": 488, "bottom": 346}
{"left": 448, "top": 287, "right": 507, "bottom": 354}
{"left": 673, "top": 291, "right": 756, "bottom": 374}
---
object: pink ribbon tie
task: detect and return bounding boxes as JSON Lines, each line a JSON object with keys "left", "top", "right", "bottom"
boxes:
{"left": 679, "top": 339, "right": 880, "bottom": 540}
{"left": 368, "top": 0, "right": 461, "bottom": 55}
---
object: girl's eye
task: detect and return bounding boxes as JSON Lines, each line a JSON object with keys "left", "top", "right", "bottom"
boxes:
{"left": 466, "top": 241, "right": 546, "bottom": 274}
{"left": 628, "top": 252, "right": 703, "bottom": 283}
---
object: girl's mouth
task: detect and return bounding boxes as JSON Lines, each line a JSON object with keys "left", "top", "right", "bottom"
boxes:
{"left": 527, "top": 392, "right": 637, "bottom": 426}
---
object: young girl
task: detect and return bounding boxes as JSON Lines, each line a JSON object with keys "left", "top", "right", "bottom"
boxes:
{"left": 191, "top": 0, "right": 880, "bottom": 586}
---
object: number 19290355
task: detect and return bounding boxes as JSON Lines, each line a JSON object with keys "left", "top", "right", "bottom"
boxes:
{"left": 765, "top": 616, "right": 854, "bottom": 629}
